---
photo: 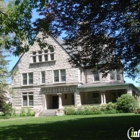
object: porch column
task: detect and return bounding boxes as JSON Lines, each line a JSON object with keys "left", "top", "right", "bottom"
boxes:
{"left": 101, "top": 92, "right": 106, "bottom": 104}
{"left": 57, "top": 93, "right": 63, "bottom": 109}
{"left": 127, "top": 86, "right": 133, "bottom": 96}
{"left": 42, "top": 94, "right": 47, "bottom": 109}
{"left": 74, "top": 89, "right": 81, "bottom": 107}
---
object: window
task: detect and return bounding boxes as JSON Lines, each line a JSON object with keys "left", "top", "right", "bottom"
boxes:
{"left": 33, "top": 56, "right": 36, "bottom": 63}
{"left": 110, "top": 70, "right": 115, "bottom": 80}
{"left": 23, "top": 73, "right": 27, "bottom": 85}
{"left": 61, "top": 70, "right": 66, "bottom": 82}
{"left": 94, "top": 71, "right": 100, "bottom": 81}
{"left": 116, "top": 69, "right": 121, "bottom": 80}
{"left": 29, "top": 73, "right": 33, "bottom": 84}
{"left": 22, "top": 73, "right": 33, "bottom": 85}
{"left": 41, "top": 71, "right": 45, "bottom": 83}
{"left": 31, "top": 48, "right": 55, "bottom": 63}
{"left": 32, "top": 52, "right": 36, "bottom": 63}
{"left": 50, "top": 54, "right": 54, "bottom": 60}
{"left": 50, "top": 48, "right": 54, "bottom": 60}
{"left": 93, "top": 93, "right": 100, "bottom": 103}
{"left": 54, "top": 70, "right": 59, "bottom": 82}
{"left": 54, "top": 69, "right": 66, "bottom": 82}
{"left": 22, "top": 93, "right": 33, "bottom": 106}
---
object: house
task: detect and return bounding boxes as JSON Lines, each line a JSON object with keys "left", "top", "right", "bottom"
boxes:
{"left": 11, "top": 34, "right": 140, "bottom": 115}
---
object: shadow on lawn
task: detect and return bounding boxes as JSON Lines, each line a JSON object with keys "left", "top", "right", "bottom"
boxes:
{"left": 0, "top": 115, "right": 140, "bottom": 140}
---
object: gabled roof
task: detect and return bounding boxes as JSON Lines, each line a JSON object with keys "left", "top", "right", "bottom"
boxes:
{"left": 11, "top": 35, "right": 70, "bottom": 71}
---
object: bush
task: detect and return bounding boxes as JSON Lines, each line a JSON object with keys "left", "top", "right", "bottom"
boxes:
{"left": 27, "top": 108, "right": 35, "bottom": 116}
{"left": 116, "top": 94, "right": 139, "bottom": 113}
{"left": 2, "top": 103, "right": 12, "bottom": 116}
{"left": 64, "top": 106, "right": 75, "bottom": 115}
{"left": 20, "top": 108, "right": 26, "bottom": 116}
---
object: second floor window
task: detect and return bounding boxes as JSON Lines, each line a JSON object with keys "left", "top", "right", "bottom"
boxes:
{"left": 22, "top": 73, "right": 33, "bottom": 85}
{"left": 41, "top": 71, "right": 45, "bottom": 83}
{"left": 54, "top": 69, "right": 66, "bottom": 82}
{"left": 110, "top": 70, "right": 115, "bottom": 80}
{"left": 94, "top": 72, "right": 100, "bottom": 81}
{"left": 116, "top": 69, "right": 121, "bottom": 80}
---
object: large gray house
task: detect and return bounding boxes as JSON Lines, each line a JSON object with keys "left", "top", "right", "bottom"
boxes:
{"left": 11, "top": 34, "right": 140, "bottom": 114}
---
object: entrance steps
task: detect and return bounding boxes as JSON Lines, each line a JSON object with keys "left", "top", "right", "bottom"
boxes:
{"left": 39, "top": 109, "right": 57, "bottom": 116}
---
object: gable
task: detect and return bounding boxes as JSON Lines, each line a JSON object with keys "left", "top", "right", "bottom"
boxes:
{"left": 12, "top": 35, "right": 72, "bottom": 72}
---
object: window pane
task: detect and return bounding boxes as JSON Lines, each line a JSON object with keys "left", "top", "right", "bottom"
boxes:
{"left": 33, "top": 52, "right": 36, "bottom": 55}
{"left": 44, "top": 50, "right": 48, "bottom": 53}
{"left": 54, "top": 70, "right": 59, "bottom": 82}
{"left": 33, "top": 56, "right": 36, "bottom": 63}
{"left": 110, "top": 70, "right": 115, "bottom": 80}
{"left": 116, "top": 70, "right": 121, "bottom": 80}
{"left": 50, "top": 47, "right": 54, "bottom": 52}
{"left": 50, "top": 54, "right": 54, "bottom": 60}
{"left": 23, "top": 96, "right": 27, "bottom": 106}
{"left": 41, "top": 71, "right": 45, "bottom": 83}
{"left": 29, "top": 95, "right": 33, "bottom": 106}
{"left": 44, "top": 55, "right": 48, "bottom": 61}
{"left": 38, "top": 51, "right": 42, "bottom": 54}
{"left": 29, "top": 73, "right": 33, "bottom": 84}
{"left": 61, "top": 70, "right": 66, "bottom": 82}
{"left": 23, "top": 73, "right": 27, "bottom": 85}
{"left": 94, "top": 72, "right": 100, "bottom": 81}
{"left": 38, "top": 55, "right": 42, "bottom": 62}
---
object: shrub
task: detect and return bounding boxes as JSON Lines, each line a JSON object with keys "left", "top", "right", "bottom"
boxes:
{"left": 106, "top": 102, "right": 116, "bottom": 110}
{"left": 104, "top": 109, "right": 117, "bottom": 114}
{"left": 116, "top": 94, "right": 139, "bottom": 113}
{"left": 2, "top": 103, "right": 12, "bottom": 116}
{"left": 64, "top": 106, "right": 75, "bottom": 115}
{"left": 20, "top": 108, "right": 26, "bottom": 116}
{"left": 27, "top": 108, "right": 35, "bottom": 116}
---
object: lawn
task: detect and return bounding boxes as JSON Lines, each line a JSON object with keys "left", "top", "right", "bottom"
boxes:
{"left": 0, "top": 113, "right": 140, "bottom": 140}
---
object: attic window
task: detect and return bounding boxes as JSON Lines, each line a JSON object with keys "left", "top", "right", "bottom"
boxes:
{"left": 31, "top": 48, "right": 55, "bottom": 63}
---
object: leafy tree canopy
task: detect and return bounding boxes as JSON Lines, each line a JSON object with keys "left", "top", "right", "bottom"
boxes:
{"left": 0, "top": 0, "right": 140, "bottom": 78}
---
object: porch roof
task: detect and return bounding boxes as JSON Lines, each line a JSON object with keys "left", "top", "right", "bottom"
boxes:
{"left": 78, "top": 83, "right": 140, "bottom": 95}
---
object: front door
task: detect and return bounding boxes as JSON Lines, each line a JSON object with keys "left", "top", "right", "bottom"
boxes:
{"left": 52, "top": 96, "right": 58, "bottom": 109}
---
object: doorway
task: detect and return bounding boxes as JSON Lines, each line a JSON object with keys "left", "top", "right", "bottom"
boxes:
{"left": 52, "top": 96, "right": 58, "bottom": 109}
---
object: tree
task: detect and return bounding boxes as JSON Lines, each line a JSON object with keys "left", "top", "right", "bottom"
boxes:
{"left": 0, "top": 0, "right": 140, "bottom": 78}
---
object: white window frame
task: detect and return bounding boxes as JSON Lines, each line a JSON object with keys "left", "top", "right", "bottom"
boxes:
{"left": 31, "top": 48, "right": 55, "bottom": 63}
{"left": 110, "top": 70, "right": 115, "bottom": 80}
{"left": 22, "top": 92, "right": 34, "bottom": 107}
{"left": 22, "top": 73, "right": 33, "bottom": 85}
{"left": 116, "top": 69, "right": 121, "bottom": 80}
{"left": 54, "top": 69, "right": 66, "bottom": 83}
{"left": 94, "top": 71, "right": 100, "bottom": 81}
{"left": 41, "top": 71, "right": 45, "bottom": 83}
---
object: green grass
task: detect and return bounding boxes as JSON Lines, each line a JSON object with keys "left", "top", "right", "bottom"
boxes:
{"left": 0, "top": 113, "right": 140, "bottom": 140}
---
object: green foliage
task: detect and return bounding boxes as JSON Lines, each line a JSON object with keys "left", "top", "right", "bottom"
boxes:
{"left": 64, "top": 106, "right": 75, "bottom": 115}
{"left": 2, "top": 103, "right": 12, "bottom": 116}
{"left": 20, "top": 108, "right": 35, "bottom": 116}
{"left": 64, "top": 103, "right": 118, "bottom": 115}
{"left": 116, "top": 94, "right": 139, "bottom": 113}
{"left": 27, "top": 108, "right": 35, "bottom": 116}
{"left": 20, "top": 108, "right": 26, "bottom": 116}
